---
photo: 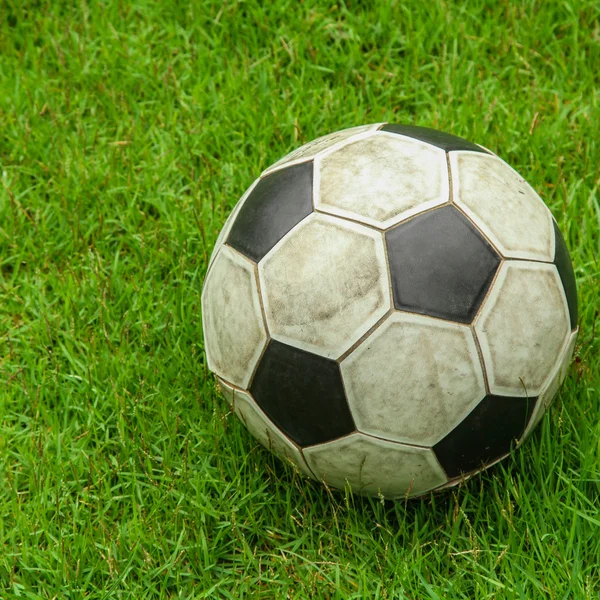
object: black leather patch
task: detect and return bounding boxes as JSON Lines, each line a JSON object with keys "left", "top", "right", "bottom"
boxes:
{"left": 385, "top": 205, "right": 501, "bottom": 323}
{"left": 553, "top": 220, "right": 578, "bottom": 330}
{"left": 250, "top": 340, "right": 355, "bottom": 447}
{"left": 227, "top": 162, "right": 314, "bottom": 263}
{"left": 433, "top": 394, "right": 537, "bottom": 478}
{"left": 380, "top": 123, "right": 490, "bottom": 154}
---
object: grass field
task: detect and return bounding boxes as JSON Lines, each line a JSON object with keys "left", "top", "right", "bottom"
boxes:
{"left": 0, "top": 1, "right": 599, "bottom": 598}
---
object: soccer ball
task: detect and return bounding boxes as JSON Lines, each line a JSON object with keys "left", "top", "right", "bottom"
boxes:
{"left": 201, "top": 123, "right": 578, "bottom": 498}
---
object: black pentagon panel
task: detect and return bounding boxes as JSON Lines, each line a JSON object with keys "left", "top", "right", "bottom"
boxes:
{"left": 553, "top": 220, "right": 578, "bottom": 330}
{"left": 385, "top": 205, "right": 501, "bottom": 323}
{"left": 433, "top": 394, "right": 537, "bottom": 479}
{"left": 380, "top": 123, "right": 490, "bottom": 154}
{"left": 250, "top": 340, "right": 355, "bottom": 447}
{"left": 227, "top": 162, "right": 314, "bottom": 263}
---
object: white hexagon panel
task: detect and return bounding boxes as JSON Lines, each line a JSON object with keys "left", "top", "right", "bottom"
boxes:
{"left": 201, "top": 245, "right": 268, "bottom": 389}
{"left": 304, "top": 433, "right": 447, "bottom": 498}
{"left": 340, "top": 312, "right": 486, "bottom": 447}
{"left": 450, "top": 151, "right": 555, "bottom": 262}
{"left": 258, "top": 213, "right": 391, "bottom": 359}
{"left": 314, "top": 131, "right": 449, "bottom": 229}
{"left": 475, "top": 261, "right": 571, "bottom": 397}
{"left": 261, "top": 123, "right": 382, "bottom": 177}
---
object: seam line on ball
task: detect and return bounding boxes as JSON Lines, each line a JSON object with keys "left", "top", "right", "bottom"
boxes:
{"left": 470, "top": 326, "right": 491, "bottom": 395}
{"left": 223, "top": 242, "right": 259, "bottom": 266}
{"left": 359, "top": 430, "right": 432, "bottom": 450}
{"left": 450, "top": 201, "right": 504, "bottom": 258}
{"left": 335, "top": 370, "right": 358, "bottom": 431}
{"left": 298, "top": 448, "right": 319, "bottom": 479}
{"left": 214, "top": 376, "right": 249, "bottom": 394}
{"left": 253, "top": 266, "right": 270, "bottom": 338}
{"left": 246, "top": 337, "right": 270, "bottom": 393}
{"left": 312, "top": 208, "right": 384, "bottom": 232}
{"left": 501, "top": 256, "right": 557, "bottom": 266}
{"left": 383, "top": 201, "right": 453, "bottom": 232}
{"left": 245, "top": 265, "right": 271, "bottom": 392}
{"left": 336, "top": 308, "right": 394, "bottom": 364}
{"left": 445, "top": 151, "right": 454, "bottom": 204}
{"left": 380, "top": 231, "right": 396, "bottom": 311}
{"left": 470, "top": 258, "right": 505, "bottom": 325}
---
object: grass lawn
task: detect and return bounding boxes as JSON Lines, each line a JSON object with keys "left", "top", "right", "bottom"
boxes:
{"left": 0, "top": 1, "right": 599, "bottom": 597}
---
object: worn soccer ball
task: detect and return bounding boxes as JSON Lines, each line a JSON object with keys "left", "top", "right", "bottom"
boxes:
{"left": 201, "top": 124, "right": 578, "bottom": 498}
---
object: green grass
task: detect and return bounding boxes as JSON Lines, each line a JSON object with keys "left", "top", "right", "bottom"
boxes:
{"left": 0, "top": 0, "right": 599, "bottom": 597}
